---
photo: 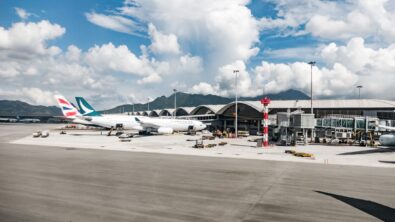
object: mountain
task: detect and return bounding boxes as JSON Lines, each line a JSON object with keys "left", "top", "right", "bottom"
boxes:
{"left": 0, "top": 100, "right": 61, "bottom": 116}
{"left": 243, "top": 89, "right": 310, "bottom": 100}
{"left": 103, "top": 89, "right": 310, "bottom": 113}
{"left": 0, "top": 89, "right": 309, "bottom": 116}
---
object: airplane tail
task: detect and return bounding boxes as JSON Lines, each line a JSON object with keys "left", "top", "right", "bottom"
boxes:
{"left": 75, "top": 97, "right": 101, "bottom": 116}
{"left": 54, "top": 95, "right": 80, "bottom": 119}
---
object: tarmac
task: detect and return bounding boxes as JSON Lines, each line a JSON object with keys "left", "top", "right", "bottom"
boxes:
{"left": 0, "top": 123, "right": 395, "bottom": 221}
{"left": 12, "top": 125, "right": 395, "bottom": 168}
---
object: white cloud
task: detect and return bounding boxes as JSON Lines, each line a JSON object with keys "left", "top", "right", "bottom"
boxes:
{"left": 0, "top": 61, "right": 20, "bottom": 78}
{"left": 21, "top": 88, "right": 56, "bottom": 106}
{"left": 0, "top": 20, "right": 65, "bottom": 55}
{"left": 252, "top": 37, "right": 395, "bottom": 99}
{"left": 191, "top": 60, "right": 252, "bottom": 97}
{"left": 259, "top": 0, "right": 346, "bottom": 36}
{"left": 253, "top": 61, "right": 358, "bottom": 98}
{"left": 85, "top": 0, "right": 263, "bottom": 94}
{"left": 137, "top": 73, "right": 161, "bottom": 84}
{"left": 85, "top": 12, "right": 144, "bottom": 36}
{"left": 148, "top": 23, "right": 181, "bottom": 55}
{"left": 15, "top": 7, "right": 31, "bottom": 20}
{"left": 191, "top": 82, "right": 219, "bottom": 95}
{"left": 306, "top": 11, "right": 373, "bottom": 40}
{"left": 190, "top": 35, "right": 395, "bottom": 100}
{"left": 118, "top": 0, "right": 260, "bottom": 72}
{"left": 260, "top": 0, "right": 395, "bottom": 43}
{"left": 320, "top": 38, "right": 374, "bottom": 73}
{"left": 263, "top": 46, "right": 318, "bottom": 61}
{"left": 0, "top": 87, "right": 56, "bottom": 106}
{"left": 215, "top": 60, "right": 252, "bottom": 97}
{"left": 319, "top": 37, "right": 395, "bottom": 98}
{"left": 0, "top": 19, "right": 189, "bottom": 108}
{"left": 65, "top": 45, "right": 82, "bottom": 62}
{"left": 84, "top": 42, "right": 170, "bottom": 84}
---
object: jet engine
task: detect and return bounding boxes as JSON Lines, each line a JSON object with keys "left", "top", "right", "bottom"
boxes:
{"left": 157, "top": 127, "right": 174, "bottom": 134}
{"left": 379, "top": 134, "right": 395, "bottom": 146}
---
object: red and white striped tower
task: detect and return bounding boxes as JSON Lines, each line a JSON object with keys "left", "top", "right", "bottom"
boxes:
{"left": 260, "top": 97, "right": 271, "bottom": 147}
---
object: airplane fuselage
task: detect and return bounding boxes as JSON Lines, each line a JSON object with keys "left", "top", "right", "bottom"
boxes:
{"left": 138, "top": 116, "right": 206, "bottom": 132}
{"left": 82, "top": 115, "right": 141, "bottom": 130}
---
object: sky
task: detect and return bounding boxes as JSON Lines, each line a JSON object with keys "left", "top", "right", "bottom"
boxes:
{"left": 1, "top": 0, "right": 395, "bottom": 109}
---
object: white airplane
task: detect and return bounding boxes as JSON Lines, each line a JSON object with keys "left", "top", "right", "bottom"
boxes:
{"left": 75, "top": 97, "right": 206, "bottom": 134}
{"left": 377, "top": 125, "right": 395, "bottom": 146}
{"left": 55, "top": 95, "right": 142, "bottom": 130}
{"left": 0, "top": 117, "right": 17, "bottom": 123}
{"left": 17, "top": 116, "right": 40, "bottom": 123}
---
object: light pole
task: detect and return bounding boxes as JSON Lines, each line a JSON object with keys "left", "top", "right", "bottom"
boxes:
{"left": 357, "top": 85, "right": 363, "bottom": 99}
{"left": 308, "top": 61, "right": 316, "bottom": 115}
{"left": 234, "top": 69, "right": 239, "bottom": 138}
{"left": 173, "top": 89, "right": 177, "bottom": 118}
{"left": 147, "top": 97, "right": 150, "bottom": 111}
{"left": 131, "top": 98, "right": 134, "bottom": 115}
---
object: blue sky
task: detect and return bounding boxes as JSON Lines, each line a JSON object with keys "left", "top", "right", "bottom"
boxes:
{"left": 0, "top": 0, "right": 149, "bottom": 53}
{"left": 0, "top": 0, "right": 394, "bottom": 108}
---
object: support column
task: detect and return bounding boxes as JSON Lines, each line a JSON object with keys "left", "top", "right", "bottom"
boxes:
{"left": 257, "top": 121, "right": 260, "bottom": 134}
{"left": 260, "top": 97, "right": 271, "bottom": 147}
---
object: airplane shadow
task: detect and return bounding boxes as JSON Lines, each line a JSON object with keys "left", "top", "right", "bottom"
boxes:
{"left": 338, "top": 148, "right": 395, "bottom": 155}
{"left": 315, "top": 191, "right": 395, "bottom": 221}
{"left": 378, "top": 160, "right": 395, "bottom": 164}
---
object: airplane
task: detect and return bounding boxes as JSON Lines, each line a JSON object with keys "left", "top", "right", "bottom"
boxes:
{"left": 75, "top": 97, "right": 206, "bottom": 134}
{"left": 56, "top": 95, "right": 141, "bottom": 130}
{"left": 0, "top": 116, "right": 40, "bottom": 123}
{"left": 16, "top": 116, "right": 40, "bottom": 123}
{"left": 377, "top": 125, "right": 395, "bottom": 146}
{"left": 74, "top": 97, "right": 142, "bottom": 130}
{"left": 0, "top": 117, "right": 17, "bottom": 123}
{"left": 55, "top": 95, "right": 99, "bottom": 127}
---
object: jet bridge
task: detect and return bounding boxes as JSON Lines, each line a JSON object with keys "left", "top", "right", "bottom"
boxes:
{"left": 315, "top": 115, "right": 378, "bottom": 144}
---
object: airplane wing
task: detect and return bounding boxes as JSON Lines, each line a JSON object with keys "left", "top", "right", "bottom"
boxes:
{"left": 134, "top": 117, "right": 160, "bottom": 129}
{"left": 378, "top": 125, "right": 395, "bottom": 131}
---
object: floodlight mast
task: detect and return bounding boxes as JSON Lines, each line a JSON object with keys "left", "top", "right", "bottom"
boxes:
{"left": 234, "top": 70, "right": 239, "bottom": 138}
{"left": 173, "top": 89, "right": 177, "bottom": 118}
{"left": 308, "top": 61, "right": 316, "bottom": 115}
{"left": 357, "top": 85, "right": 363, "bottom": 99}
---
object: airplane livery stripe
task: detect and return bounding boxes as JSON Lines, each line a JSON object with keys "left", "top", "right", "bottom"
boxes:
{"left": 58, "top": 98, "right": 70, "bottom": 106}
{"left": 66, "top": 111, "right": 76, "bottom": 116}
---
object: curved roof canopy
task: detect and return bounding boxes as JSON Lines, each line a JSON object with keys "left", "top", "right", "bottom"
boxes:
{"left": 217, "top": 101, "right": 262, "bottom": 114}
{"left": 148, "top": 110, "right": 159, "bottom": 117}
{"left": 159, "top": 108, "right": 175, "bottom": 116}
{"left": 120, "top": 99, "right": 395, "bottom": 117}
{"left": 175, "top": 107, "right": 194, "bottom": 116}
{"left": 190, "top": 105, "right": 225, "bottom": 115}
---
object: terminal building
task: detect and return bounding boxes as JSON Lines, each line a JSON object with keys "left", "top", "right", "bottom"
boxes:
{"left": 129, "top": 99, "right": 395, "bottom": 134}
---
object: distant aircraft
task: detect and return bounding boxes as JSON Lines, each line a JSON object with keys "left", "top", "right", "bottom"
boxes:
{"left": 377, "top": 125, "right": 395, "bottom": 146}
{"left": 0, "top": 116, "right": 40, "bottom": 123}
{"left": 75, "top": 97, "right": 206, "bottom": 134}
{"left": 0, "top": 117, "right": 17, "bottom": 123}
{"left": 16, "top": 116, "right": 40, "bottom": 123}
